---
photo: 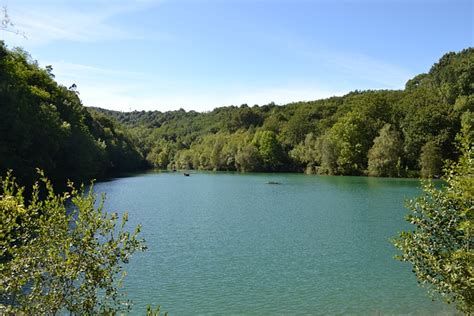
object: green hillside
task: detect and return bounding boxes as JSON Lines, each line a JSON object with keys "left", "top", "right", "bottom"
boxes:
{"left": 0, "top": 42, "right": 146, "bottom": 187}
{"left": 91, "top": 48, "right": 473, "bottom": 177}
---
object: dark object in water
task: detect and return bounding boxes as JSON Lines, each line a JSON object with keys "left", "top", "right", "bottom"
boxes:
{"left": 267, "top": 181, "right": 280, "bottom": 185}
{"left": 184, "top": 173, "right": 190, "bottom": 176}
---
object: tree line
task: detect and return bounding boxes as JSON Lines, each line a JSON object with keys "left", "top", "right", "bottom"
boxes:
{"left": 1, "top": 42, "right": 472, "bottom": 189}
{"left": 94, "top": 48, "right": 473, "bottom": 178}
{"left": 0, "top": 42, "right": 147, "bottom": 188}
{"left": 0, "top": 40, "right": 472, "bottom": 313}
{"left": 0, "top": 41, "right": 163, "bottom": 314}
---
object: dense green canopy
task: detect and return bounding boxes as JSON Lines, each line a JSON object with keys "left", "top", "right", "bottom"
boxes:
{"left": 93, "top": 48, "right": 473, "bottom": 177}
{"left": 0, "top": 42, "right": 146, "bottom": 187}
{"left": 0, "top": 40, "right": 472, "bottom": 313}
{"left": 1, "top": 42, "right": 472, "bottom": 183}
{"left": 394, "top": 112, "right": 473, "bottom": 313}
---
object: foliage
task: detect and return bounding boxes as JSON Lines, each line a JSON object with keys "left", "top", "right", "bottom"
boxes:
{"left": 368, "top": 124, "right": 403, "bottom": 177}
{"left": 252, "top": 130, "right": 285, "bottom": 171}
{"left": 280, "top": 108, "right": 313, "bottom": 146}
{"left": 235, "top": 144, "right": 261, "bottom": 172}
{"left": 315, "top": 132, "right": 338, "bottom": 175}
{"left": 420, "top": 140, "right": 443, "bottom": 178}
{"left": 0, "top": 42, "right": 145, "bottom": 188}
{"left": 0, "top": 171, "right": 146, "bottom": 314}
{"left": 2, "top": 41, "right": 472, "bottom": 178}
{"left": 93, "top": 49, "right": 472, "bottom": 177}
{"left": 146, "top": 305, "right": 168, "bottom": 316}
{"left": 329, "top": 111, "right": 376, "bottom": 175}
{"left": 289, "top": 133, "right": 320, "bottom": 174}
{"left": 393, "top": 117, "right": 473, "bottom": 313}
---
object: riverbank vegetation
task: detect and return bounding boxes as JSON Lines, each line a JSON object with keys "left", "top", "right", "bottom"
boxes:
{"left": 92, "top": 48, "right": 473, "bottom": 178}
{"left": 1, "top": 42, "right": 472, "bottom": 187}
{"left": 0, "top": 39, "right": 472, "bottom": 313}
{"left": 0, "top": 170, "right": 146, "bottom": 314}
{"left": 0, "top": 42, "right": 146, "bottom": 188}
{"left": 394, "top": 113, "right": 473, "bottom": 313}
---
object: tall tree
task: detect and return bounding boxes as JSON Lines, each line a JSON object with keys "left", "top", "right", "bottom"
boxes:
{"left": 420, "top": 140, "right": 443, "bottom": 178}
{"left": 0, "top": 43, "right": 145, "bottom": 187}
{"left": 368, "top": 124, "right": 403, "bottom": 177}
{"left": 315, "top": 133, "right": 338, "bottom": 175}
{"left": 252, "top": 130, "right": 284, "bottom": 171}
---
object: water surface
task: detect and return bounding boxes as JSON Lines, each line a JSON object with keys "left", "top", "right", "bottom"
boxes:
{"left": 95, "top": 172, "right": 455, "bottom": 315}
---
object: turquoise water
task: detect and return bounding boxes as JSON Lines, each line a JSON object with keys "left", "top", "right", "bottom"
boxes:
{"left": 95, "top": 171, "right": 455, "bottom": 315}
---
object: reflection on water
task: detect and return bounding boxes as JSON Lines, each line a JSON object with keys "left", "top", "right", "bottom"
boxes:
{"left": 94, "top": 172, "right": 455, "bottom": 315}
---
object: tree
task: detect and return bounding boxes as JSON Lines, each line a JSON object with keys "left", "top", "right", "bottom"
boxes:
{"left": 393, "top": 116, "right": 473, "bottom": 313}
{"left": 315, "top": 132, "right": 338, "bottom": 175}
{"left": 54, "top": 48, "right": 472, "bottom": 176}
{"left": 226, "top": 107, "right": 264, "bottom": 132}
{"left": 252, "top": 130, "right": 284, "bottom": 171}
{"left": 235, "top": 144, "right": 261, "bottom": 172}
{"left": 420, "top": 140, "right": 443, "bottom": 178}
{"left": 327, "top": 111, "right": 378, "bottom": 175}
{"left": 367, "top": 124, "right": 403, "bottom": 177}
{"left": 280, "top": 109, "right": 312, "bottom": 146}
{"left": 0, "top": 171, "right": 146, "bottom": 314}
{"left": 210, "top": 135, "right": 225, "bottom": 170}
{"left": 399, "top": 86, "right": 454, "bottom": 170}
{"left": 0, "top": 43, "right": 145, "bottom": 188}
{"left": 289, "top": 133, "right": 320, "bottom": 174}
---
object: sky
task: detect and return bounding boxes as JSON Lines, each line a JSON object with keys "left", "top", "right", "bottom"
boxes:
{"left": 0, "top": 0, "right": 472, "bottom": 112}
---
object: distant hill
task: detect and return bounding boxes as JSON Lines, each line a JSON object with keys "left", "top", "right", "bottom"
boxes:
{"left": 90, "top": 48, "right": 473, "bottom": 177}
{"left": 1, "top": 41, "right": 472, "bottom": 184}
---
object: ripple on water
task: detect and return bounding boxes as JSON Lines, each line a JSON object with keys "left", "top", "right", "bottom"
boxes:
{"left": 94, "top": 172, "right": 457, "bottom": 315}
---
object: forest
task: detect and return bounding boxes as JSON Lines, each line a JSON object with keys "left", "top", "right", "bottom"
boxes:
{"left": 0, "top": 42, "right": 146, "bottom": 187}
{"left": 93, "top": 48, "right": 473, "bottom": 178}
{"left": 1, "top": 42, "right": 473, "bottom": 187}
{"left": 0, "top": 38, "right": 473, "bottom": 314}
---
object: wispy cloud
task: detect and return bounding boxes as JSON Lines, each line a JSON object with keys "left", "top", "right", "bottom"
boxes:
{"left": 0, "top": 0, "right": 166, "bottom": 45}
{"left": 77, "top": 80, "right": 343, "bottom": 112}
{"left": 46, "top": 61, "right": 149, "bottom": 82}
{"left": 37, "top": 59, "right": 344, "bottom": 112}
{"left": 265, "top": 30, "right": 413, "bottom": 89}
{"left": 0, "top": 0, "right": 415, "bottom": 112}
{"left": 314, "top": 51, "right": 412, "bottom": 89}
{"left": 84, "top": 86, "right": 344, "bottom": 113}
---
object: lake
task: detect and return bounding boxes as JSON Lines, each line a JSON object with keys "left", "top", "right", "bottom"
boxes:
{"left": 94, "top": 171, "right": 455, "bottom": 315}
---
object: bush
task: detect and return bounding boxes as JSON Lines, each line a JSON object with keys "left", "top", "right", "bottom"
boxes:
{"left": 393, "top": 117, "right": 473, "bottom": 313}
{"left": 0, "top": 170, "right": 146, "bottom": 314}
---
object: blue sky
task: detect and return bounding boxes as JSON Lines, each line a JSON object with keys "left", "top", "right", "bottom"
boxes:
{"left": 1, "top": 0, "right": 472, "bottom": 112}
